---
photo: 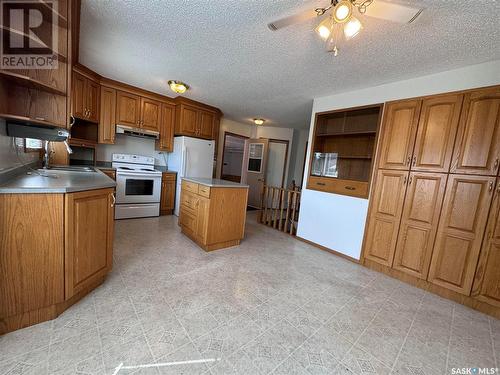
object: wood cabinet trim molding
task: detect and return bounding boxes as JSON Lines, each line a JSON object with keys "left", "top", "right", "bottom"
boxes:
{"left": 100, "top": 77, "right": 175, "bottom": 105}
{"left": 174, "top": 96, "right": 223, "bottom": 116}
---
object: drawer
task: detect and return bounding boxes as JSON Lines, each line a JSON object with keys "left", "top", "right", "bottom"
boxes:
{"left": 307, "top": 176, "right": 369, "bottom": 198}
{"left": 179, "top": 210, "right": 196, "bottom": 233}
{"left": 181, "top": 191, "right": 198, "bottom": 211}
{"left": 198, "top": 185, "right": 211, "bottom": 198}
{"left": 182, "top": 180, "right": 199, "bottom": 194}
{"left": 162, "top": 173, "right": 176, "bottom": 182}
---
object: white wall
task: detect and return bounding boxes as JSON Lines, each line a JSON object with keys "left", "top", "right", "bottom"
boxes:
{"left": 297, "top": 60, "right": 500, "bottom": 260}
{"left": 96, "top": 134, "right": 167, "bottom": 166}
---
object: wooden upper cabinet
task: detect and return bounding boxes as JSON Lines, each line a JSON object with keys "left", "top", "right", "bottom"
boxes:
{"left": 140, "top": 97, "right": 161, "bottom": 131}
{"left": 99, "top": 86, "right": 116, "bottom": 144}
{"left": 473, "top": 178, "right": 500, "bottom": 306}
{"left": 71, "top": 71, "right": 100, "bottom": 122}
{"left": 378, "top": 99, "right": 421, "bottom": 170}
{"left": 116, "top": 90, "right": 141, "bottom": 127}
{"left": 199, "top": 111, "right": 215, "bottom": 139}
{"left": 177, "top": 104, "right": 199, "bottom": 136}
{"left": 363, "top": 169, "right": 408, "bottom": 266}
{"left": 156, "top": 103, "right": 175, "bottom": 152}
{"left": 71, "top": 72, "right": 86, "bottom": 119}
{"left": 451, "top": 87, "right": 500, "bottom": 176}
{"left": 86, "top": 80, "right": 100, "bottom": 122}
{"left": 428, "top": 174, "right": 496, "bottom": 295}
{"left": 412, "top": 94, "right": 463, "bottom": 173}
{"left": 392, "top": 172, "right": 447, "bottom": 279}
{"left": 65, "top": 188, "right": 114, "bottom": 299}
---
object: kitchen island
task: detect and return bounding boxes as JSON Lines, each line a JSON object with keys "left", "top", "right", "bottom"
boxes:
{"left": 0, "top": 167, "right": 116, "bottom": 334}
{"left": 179, "top": 177, "right": 249, "bottom": 251}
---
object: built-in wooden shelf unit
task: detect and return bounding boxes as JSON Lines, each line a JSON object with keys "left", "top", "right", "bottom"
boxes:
{"left": 307, "top": 104, "right": 382, "bottom": 198}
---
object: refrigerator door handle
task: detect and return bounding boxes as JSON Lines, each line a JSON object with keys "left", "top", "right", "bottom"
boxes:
{"left": 182, "top": 146, "right": 188, "bottom": 177}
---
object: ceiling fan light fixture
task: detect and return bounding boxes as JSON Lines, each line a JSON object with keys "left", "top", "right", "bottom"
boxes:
{"left": 333, "top": 0, "right": 353, "bottom": 23}
{"left": 343, "top": 16, "right": 363, "bottom": 39}
{"left": 253, "top": 118, "right": 265, "bottom": 126}
{"left": 315, "top": 17, "right": 333, "bottom": 40}
{"left": 168, "top": 80, "right": 189, "bottom": 94}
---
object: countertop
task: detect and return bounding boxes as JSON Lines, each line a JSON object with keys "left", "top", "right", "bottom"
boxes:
{"left": 0, "top": 168, "right": 117, "bottom": 194}
{"left": 182, "top": 177, "right": 249, "bottom": 188}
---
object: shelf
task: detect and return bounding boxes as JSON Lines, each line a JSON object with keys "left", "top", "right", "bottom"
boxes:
{"left": 0, "top": 71, "right": 67, "bottom": 96}
{"left": 0, "top": 113, "right": 63, "bottom": 128}
{"left": 316, "top": 131, "right": 377, "bottom": 137}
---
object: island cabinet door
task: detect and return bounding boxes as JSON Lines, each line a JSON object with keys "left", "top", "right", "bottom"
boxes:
{"left": 472, "top": 178, "right": 500, "bottom": 306}
{"left": 392, "top": 172, "right": 447, "bottom": 279}
{"left": 451, "top": 87, "right": 500, "bottom": 176}
{"left": 428, "top": 174, "right": 496, "bottom": 295}
{"left": 65, "top": 188, "right": 115, "bottom": 299}
{"left": 363, "top": 169, "right": 408, "bottom": 266}
{"left": 378, "top": 99, "right": 421, "bottom": 170}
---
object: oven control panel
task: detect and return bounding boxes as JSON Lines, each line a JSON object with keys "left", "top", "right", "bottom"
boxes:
{"left": 112, "top": 153, "right": 155, "bottom": 165}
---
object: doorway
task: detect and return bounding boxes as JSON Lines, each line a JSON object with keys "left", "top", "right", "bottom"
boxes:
{"left": 221, "top": 132, "right": 248, "bottom": 183}
{"left": 266, "top": 139, "right": 289, "bottom": 188}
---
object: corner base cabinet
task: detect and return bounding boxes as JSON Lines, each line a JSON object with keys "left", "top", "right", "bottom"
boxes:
{"left": 0, "top": 188, "right": 115, "bottom": 334}
{"left": 179, "top": 180, "right": 248, "bottom": 251}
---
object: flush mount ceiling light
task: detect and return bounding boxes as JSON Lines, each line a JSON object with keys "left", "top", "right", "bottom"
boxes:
{"left": 253, "top": 118, "right": 265, "bottom": 126}
{"left": 168, "top": 80, "right": 189, "bottom": 94}
{"left": 268, "top": 0, "right": 424, "bottom": 57}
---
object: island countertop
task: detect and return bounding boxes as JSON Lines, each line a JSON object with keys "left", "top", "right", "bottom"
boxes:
{"left": 0, "top": 168, "right": 116, "bottom": 194}
{"left": 182, "top": 177, "right": 249, "bottom": 188}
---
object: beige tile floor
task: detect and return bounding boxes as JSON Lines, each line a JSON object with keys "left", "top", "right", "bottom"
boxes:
{"left": 1, "top": 212, "right": 498, "bottom": 374}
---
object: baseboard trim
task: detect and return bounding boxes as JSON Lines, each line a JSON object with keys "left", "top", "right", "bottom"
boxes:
{"left": 296, "top": 236, "right": 360, "bottom": 264}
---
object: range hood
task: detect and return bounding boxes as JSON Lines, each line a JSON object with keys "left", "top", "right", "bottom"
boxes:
{"left": 6, "top": 122, "right": 69, "bottom": 141}
{"left": 116, "top": 124, "right": 159, "bottom": 139}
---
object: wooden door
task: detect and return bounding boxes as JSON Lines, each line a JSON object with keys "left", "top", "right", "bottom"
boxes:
{"left": 363, "top": 169, "right": 408, "bottom": 266}
{"left": 473, "top": 178, "right": 500, "bottom": 306}
{"left": 99, "top": 86, "right": 116, "bottom": 144}
{"left": 428, "top": 174, "right": 496, "bottom": 295}
{"left": 378, "top": 99, "right": 421, "bottom": 170}
{"left": 160, "top": 174, "right": 176, "bottom": 215}
{"left": 140, "top": 97, "right": 161, "bottom": 131}
{"left": 198, "top": 110, "right": 215, "bottom": 139}
{"left": 196, "top": 196, "right": 210, "bottom": 243}
{"left": 412, "top": 94, "right": 463, "bottom": 172}
{"left": 451, "top": 87, "right": 500, "bottom": 176}
{"left": 393, "top": 172, "right": 447, "bottom": 279}
{"left": 116, "top": 91, "right": 141, "bottom": 127}
{"left": 156, "top": 103, "right": 175, "bottom": 151}
{"left": 65, "top": 188, "right": 114, "bottom": 299}
{"left": 176, "top": 104, "right": 198, "bottom": 136}
{"left": 71, "top": 71, "right": 86, "bottom": 119}
{"left": 85, "top": 79, "right": 100, "bottom": 123}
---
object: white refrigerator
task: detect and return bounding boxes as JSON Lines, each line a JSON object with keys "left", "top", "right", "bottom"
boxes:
{"left": 169, "top": 136, "right": 215, "bottom": 216}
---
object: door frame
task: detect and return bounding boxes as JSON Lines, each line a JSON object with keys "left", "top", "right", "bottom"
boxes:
{"left": 268, "top": 138, "right": 289, "bottom": 188}
{"left": 221, "top": 131, "right": 249, "bottom": 182}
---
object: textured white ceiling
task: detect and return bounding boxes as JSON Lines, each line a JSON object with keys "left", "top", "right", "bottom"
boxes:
{"left": 80, "top": 0, "right": 500, "bottom": 129}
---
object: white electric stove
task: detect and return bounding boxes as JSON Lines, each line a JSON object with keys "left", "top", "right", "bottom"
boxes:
{"left": 112, "top": 154, "right": 162, "bottom": 219}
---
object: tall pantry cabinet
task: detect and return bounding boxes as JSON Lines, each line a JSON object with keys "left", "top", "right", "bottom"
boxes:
{"left": 363, "top": 86, "right": 500, "bottom": 316}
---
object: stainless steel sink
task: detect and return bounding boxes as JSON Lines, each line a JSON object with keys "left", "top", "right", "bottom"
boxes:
{"left": 39, "top": 166, "right": 97, "bottom": 173}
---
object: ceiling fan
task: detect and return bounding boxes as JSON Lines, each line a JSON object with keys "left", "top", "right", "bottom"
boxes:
{"left": 268, "top": 0, "right": 424, "bottom": 56}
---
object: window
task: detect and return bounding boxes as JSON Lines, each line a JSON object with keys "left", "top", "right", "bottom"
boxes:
{"left": 15, "top": 138, "right": 43, "bottom": 152}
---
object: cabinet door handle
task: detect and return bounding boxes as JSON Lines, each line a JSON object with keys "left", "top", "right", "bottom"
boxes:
{"left": 69, "top": 115, "right": 75, "bottom": 128}
{"left": 316, "top": 182, "right": 326, "bottom": 186}
{"left": 345, "top": 186, "right": 356, "bottom": 191}
{"left": 489, "top": 181, "right": 494, "bottom": 192}
{"left": 35, "top": 117, "right": 45, "bottom": 121}
{"left": 409, "top": 176, "right": 413, "bottom": 185}
{"left": 412, "top": 156, "right": 416, "bottom": 166}
{"left": 406, "top": 156, "right": 411, "bottom": 165}
{"left": 404, "top": 176, "right": 407, "bottom": 185}
{"left": 111, "top": 193, "right": 116, "bottom": 207}
{"left": 494, "top": 158, "right": 499, "bottom": 170}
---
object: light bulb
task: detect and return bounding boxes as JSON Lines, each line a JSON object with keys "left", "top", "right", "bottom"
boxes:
{"left": 315, "top": 17, "right": 333, "bottom": 41}
{"left": 344, "top": 17, "right": 362, "bottom": 39}
{"left": 253, "top": 118, "right": 265, "bottom": 126}
{"left": 333, "top": 0, "right": 352, "bottom": 23}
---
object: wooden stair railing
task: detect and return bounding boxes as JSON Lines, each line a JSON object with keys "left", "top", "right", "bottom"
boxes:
{"left": 259, "top": 185, "right": 301, "bottom": 236}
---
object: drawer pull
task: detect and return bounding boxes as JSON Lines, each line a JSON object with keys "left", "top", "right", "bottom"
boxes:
{"left": 345, "top": 186, "right": 356, "bottom": 191}
{"left": 316, "top": 182, "right": 326, "bottom": 186}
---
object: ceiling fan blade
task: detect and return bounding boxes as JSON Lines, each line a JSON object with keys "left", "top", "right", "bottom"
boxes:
{"left": 363, "top": 0, "right": 424, "bottom": 24}
{"left": 268, "top": 9, "right": 319, "bottom": 31}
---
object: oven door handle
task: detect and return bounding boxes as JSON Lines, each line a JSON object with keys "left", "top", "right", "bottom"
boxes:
{"left": 117, "top": 172, "right": 161, "bottom": 178}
